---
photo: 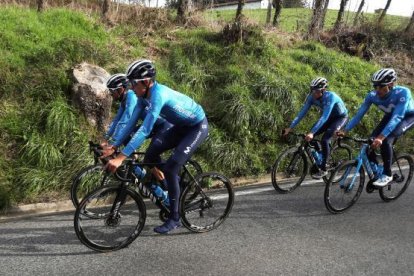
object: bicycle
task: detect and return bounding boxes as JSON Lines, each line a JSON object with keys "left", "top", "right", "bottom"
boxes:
{"left": 70, "top": 141, "right": 203, "bottom": 208}
{"left": 271, "top": 133, "right": 352, "bottom": 193}
{"left": 324, "top": 137, "right": 413, "bottom": 214}
{"left": 73, "top": 159, "right": 234, "bottom": 252}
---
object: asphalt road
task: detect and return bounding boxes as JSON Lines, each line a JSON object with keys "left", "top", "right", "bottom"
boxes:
{"left": 1, "top": 179, "right": 413, "bottom": 275}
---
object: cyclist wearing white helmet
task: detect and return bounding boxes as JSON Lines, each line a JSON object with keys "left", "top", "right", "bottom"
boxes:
{"left": 284, "top": 77, "right": 348, "bottom": 178}
{"left": 102, "top": 73, "right": 137, "bottom": 147}
{"left": 339, "top": 68, "right": 414, "bottom": 187}
{"left": 105, "top": 59, "right": 208, "bottom": 234}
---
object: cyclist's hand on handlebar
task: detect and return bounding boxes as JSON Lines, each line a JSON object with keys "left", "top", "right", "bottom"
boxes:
{"left": 100, "top": 140, "right": 109, "bottom": 148}
{"left": 100, "top": 147, "right": 115, "bottom": 159}
{"left": 151, "top": 167, "right": 165, "bottom": 181}
{"left": 104, "top": 154, "right": 127, "bottom": 173}
{"left": 335, "top": 130, "right": 346, "bottom": 137}
{"left": 282, "top": 128, "right": 291, "bottom": 137}
{"left": 305, "top": 133, "right": 314, "bottom": 142}
{"left": 371, "top": 136, "right": 384, "bottom": 149}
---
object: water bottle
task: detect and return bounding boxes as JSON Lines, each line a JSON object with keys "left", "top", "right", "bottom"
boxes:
{"left": 311, "top": 149, "right": 322, "bottom": 166}
{"left": 150, "top": 183, "right": 170, "bottom": 206}
{"left": 133, "top": 166, "right": 146, "bottom": 180}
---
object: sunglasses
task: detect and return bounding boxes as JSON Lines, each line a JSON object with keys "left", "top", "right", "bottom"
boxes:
{"left": 108, "top": 88, "right": 119, "bottom": 94}
{"left": 373, "top": 84, "right": 387, "bottom": 89}
{"left": 129, "top": 78, "right": 152, "bottom": 86}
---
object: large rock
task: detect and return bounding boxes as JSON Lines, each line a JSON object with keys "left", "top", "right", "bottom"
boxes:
{"left": 71, "top": 62, "right": 112, "bottom": 132}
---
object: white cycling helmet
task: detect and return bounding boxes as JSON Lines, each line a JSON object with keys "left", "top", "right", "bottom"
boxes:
{"left": 310, "top": 77, "right": 328, "bottom": 90}
{"left": 371, "top": 68, "right": 397, "bottom": 86}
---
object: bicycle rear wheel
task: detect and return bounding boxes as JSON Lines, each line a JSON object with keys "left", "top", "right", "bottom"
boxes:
{"left": 71, "top": 164, "right": 116, "bottom": 208}
{"left": 271, "top": 147, "right": 307, "bottom": 193}
{"left": 180, "top": 172, "right": 234, "bottom": 233}
{"left": 324, "top": 160, "right": 365, "bottom": 214}
{"left": 74, "top": 185, "right": 146, "bottom": 252}
{"left": 380, "top": 154, "right": 413, "bottom": 202}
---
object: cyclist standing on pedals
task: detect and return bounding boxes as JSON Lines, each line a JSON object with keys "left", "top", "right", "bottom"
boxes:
{"left": 337, "top": 68, "right": 414, "bottom": 187}
{"left": 283, "top": 77, "right": 348, "bottom": 179}
{"left": 101, "top": 74, "right": 137, "bottom": 148}
{"left": 105, "top": 59, "right": 208, "bottom": 234}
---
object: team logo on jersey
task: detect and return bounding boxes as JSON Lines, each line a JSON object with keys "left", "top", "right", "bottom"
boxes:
{"left": 378, "top": 104, "right": 396, "bottom": 113}
{"left": 400, "top": 97, "right": 406, "bottom": 102}
{"left": 184, "top": 147, "right": 191, "bottom": 154}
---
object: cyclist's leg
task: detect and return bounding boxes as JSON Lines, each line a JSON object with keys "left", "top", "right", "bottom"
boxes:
{"left": 320, "top": 116, "right": 348, "bottom": 170}
{"left": 164, "top": 117, "right": 209, "bottom": 222}
{"left": 381, "top": 114, "right": 414, "bottom": 176}
{"left": 368, "top": 114, "right": 392, "bottom": 164}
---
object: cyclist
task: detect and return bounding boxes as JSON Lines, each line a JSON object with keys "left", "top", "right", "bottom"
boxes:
{"left": 105, "top": 59, "right": 208, "bottom": 234}
{"left": 283, "top": 77, "right": 348, "bottom": 179}
{"left": 338, "top": 68, "right": 414, "bottom": 187}
{"left": 101, "top": 73, "right": 137, "bottom": 147}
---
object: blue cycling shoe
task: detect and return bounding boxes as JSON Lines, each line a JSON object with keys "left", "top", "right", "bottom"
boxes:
{"left": 154, "top": 218, "right": 181, "bottom": 234}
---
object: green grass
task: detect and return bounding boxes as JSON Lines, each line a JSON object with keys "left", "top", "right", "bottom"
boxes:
{"left": 0, "top": 5, "right": 412, "bottom": 207}
{"left": 204, "top": 8, "right": 410, "bottom": 32}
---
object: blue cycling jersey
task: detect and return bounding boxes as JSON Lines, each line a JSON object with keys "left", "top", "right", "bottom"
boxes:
{"left": 121, "top": 81, "right": 206, "bottom": 157}
{"left": 111, "top": 96, "right": 169, "bottom": 147}
{"left": 345, "top": 85, "right": 414, "bottom": 137}
{"left": 105, "top": 90, "right": 137, "bottom": 140}
{"left": 289, "top": 91, "right": 348, "bottom": 134}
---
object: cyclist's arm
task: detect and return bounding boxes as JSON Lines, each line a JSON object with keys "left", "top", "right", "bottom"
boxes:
{"left": 121, "top": 96, "right": 164, "bottom": 157}
{"left": 104, "top": 104, "right": 124, "bottom": 139}
{"left": 310, "top": 94, "right": 335, "bottom": 134}
{"left": 108, "top": 92, "right": 138, "bottom": 145}
{"left": 344, "top": 94, "right": 372, "bottom": 132}
{"left": 110, "top": 104, "right": 143, "bottom": 148}
{"left": 289, "top": 95, "right": 312, "bottom": 129}
{"left": 381, "top": 94, "right": 410, "bottom": 137}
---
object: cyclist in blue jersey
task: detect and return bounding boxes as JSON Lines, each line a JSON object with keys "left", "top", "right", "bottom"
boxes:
{"left": 105, "top": 59, "right": 208, "bottom": 234}
{"left": 338, "top": 68, "right": 414, "bottom": 187}
{"left": 283, "top": 77, "right": 348, "bottom": 179}
{"left": 101, "top": 74, "right": 137, "bottom": 147}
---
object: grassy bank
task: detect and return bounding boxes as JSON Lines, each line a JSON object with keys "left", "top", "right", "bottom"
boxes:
{"left": 0, "top": 5, "right": 412, "bottom": 208}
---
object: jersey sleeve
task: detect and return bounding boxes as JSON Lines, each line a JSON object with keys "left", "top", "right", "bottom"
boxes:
{"left": 121, "top": 93, "right": 165, "bottom": 157}
{"left": 344, "top": 93, "right": 372, "bottom": 132}
{"left": 289, "top": 95, "right": 312, "bottom": 129}
{"left": 310, "top": 94, "right": 335, "bottom": 134}
{"left": 381, "top": 91, "right": 410, "bottom": 137}
{"left": 109, "top": 92, "right": 137, "bottom": 144}
{"left": 104, "top": 103, "right": 125, "bottom": 139}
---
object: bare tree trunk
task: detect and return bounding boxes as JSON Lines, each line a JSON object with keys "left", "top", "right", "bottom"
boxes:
{"left": 102, "top": 0, "right": 110, "bottom": 19}
{"left": 235, "top": 0, "right": 245, "bottom": 22}
{"left": 156, "top": 0, "right": 159, "bottom": 7}
{"left": 320, "top": 0, "right": 329, "bottom": 29}
{"left": 273, "top": 0, "right": 283, "bottom": 27}
{"left": 307, "top": 0, "right": 327, "bottom": 39}
{"left": 377, "top": 0, "right": 392, "bottom": 25}
{"left": 353, "top": 0, "right": 365, "bottom": 26}
{"left": 177, "top": 0, "right": 188, "bottom": 23}
{"left": 266, "top": 0, "right": 272, "bottom": 26}
{"left": 405, "top": 11, "right": 414, "bottom": 33}
{"left": 37, "top": 0, "right": 44, "bottom": 12}
{"left": 334, "top": 0, "right": 349, "bottom": 30}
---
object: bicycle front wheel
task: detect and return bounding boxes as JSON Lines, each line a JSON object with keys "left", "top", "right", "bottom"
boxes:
{"left": 71, "top": 164, "right": 116, "bottom": 208}
{"left": 324, "top": 143, "right": 353, "bottom": 184}
{"left": 271, "top": 147, "right": 307, "bottom": 193}
{"left": 180, "top": 172, "right": 234, "bottom": 233}
{"left": 74, "top": 185, "right": 146, "bottom": 252}
{"left": 324, "top": 160, "right": 365, "bottom": 214}
{"left": 380, "top": 154, "right": 413, "bottom": 202}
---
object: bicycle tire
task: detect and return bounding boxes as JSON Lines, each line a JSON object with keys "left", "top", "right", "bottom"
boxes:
{"left": 271, "top": 147, "right": 308, "bottom": 193}
{"left": 70, "top": 164, "right": 114, "bottom": 208}
{"left": 323, "top": 143, "right": 353, "bottom": 184}
{"left": 180, "top": 172, "right": 234, "bottom": 233}
{"left": 324, "top": 160, "right": 365, "bottom": 214}
{"left": 74, "top": 185, "right": 146, "bottom": 252}
{"left": 379, "top": 154, "right": 413, "bottom": 202}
